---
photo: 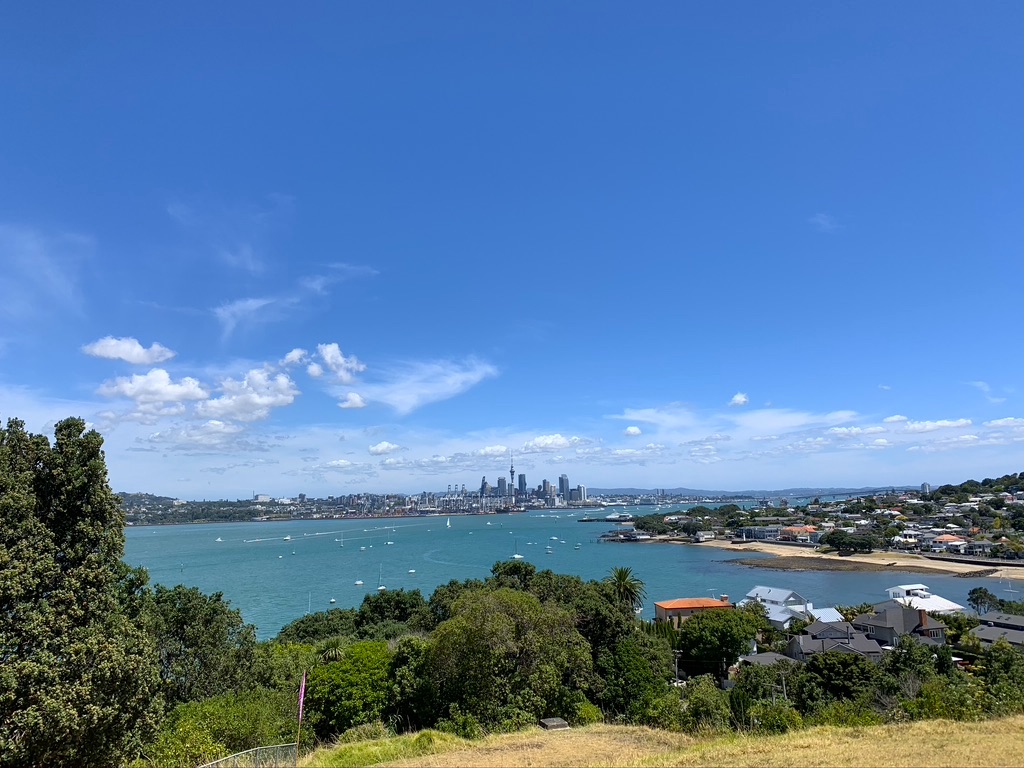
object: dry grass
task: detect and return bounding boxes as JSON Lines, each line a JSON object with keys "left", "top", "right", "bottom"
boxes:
{"left": 303, "top": 717, "right": 1024, "bottom": 768}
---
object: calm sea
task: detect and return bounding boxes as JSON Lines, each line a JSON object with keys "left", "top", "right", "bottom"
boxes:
{"left": 124, "top": 507, "right": 1005, "bottom": 640}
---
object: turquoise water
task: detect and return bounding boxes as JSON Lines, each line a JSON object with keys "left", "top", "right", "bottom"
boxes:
{"left": 124, "top": 508, "right": 998, "bottom": 640}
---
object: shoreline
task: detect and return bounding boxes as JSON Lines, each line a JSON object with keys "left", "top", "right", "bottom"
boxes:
{"left": 700, "top": 539, "right": 1024, "bottom": 581}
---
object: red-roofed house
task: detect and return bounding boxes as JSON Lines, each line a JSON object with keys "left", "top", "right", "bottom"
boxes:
{"left": 654, "top": 596, "right": 733, "bottom": 627}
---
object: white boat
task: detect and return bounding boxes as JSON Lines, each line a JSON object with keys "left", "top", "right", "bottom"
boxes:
{"left": 550, "top": 536, "right": 559, "bottom": 541}
{"left": 511, "top": 539, "right": 525, "bottom": 560}
{"left": 360, "top": 546, "right": 366, "bottom": 551}
{"left": 215, "top": 537, "right": 224, "bottom": 542}
{"left": 354, "top": 580, "right": 364, "bottom": 586}
{"left": 446, "top": 517, "right": 451, "bottom": 529}
{"left": 376, "top": 564, "right": 386, "bottom": 592}
{"left": 283, "top": 535, "right": 292, "bottom": 541}
{"left": 574, "top": 543, "right": 581, "bottom": 550}
{"left": 408, "top": 569, "right": 416, "bottom": 574}
{"left": 386, "top": 541, "right": 394, "bottom": 546}
{"left": 329, "top": 598, "right": 336, "bottom": 604}
{"left": 605, "top": 512, "right": 634, "bottom": 522}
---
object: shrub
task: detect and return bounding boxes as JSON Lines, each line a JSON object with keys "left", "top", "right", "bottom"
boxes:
{"left": 805, "top": 699, "right": 883, "bottom": 728}
{"left": 435, "top": 705, "right": 485, "bottom": 739}
{"left": 749, "top": 700, "right": 803, "bottom": 734}
{"left": 572, "top": 699, "right": 604, "bottom": 726}
{"left": 681, "top": 675, "right": 731, "bottom": 734}
{"left": 333, "top": 721, "right": 395, "bottom": 744}
{"left": 304, "top": 641, "right": 393, "bottom": 738}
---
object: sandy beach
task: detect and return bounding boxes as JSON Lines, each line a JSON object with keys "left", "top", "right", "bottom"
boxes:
{"left": 700, "top": 539, "right": 1024, "bottom": 581}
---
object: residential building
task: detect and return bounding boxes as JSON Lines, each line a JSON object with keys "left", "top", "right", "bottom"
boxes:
{"left": 654, "top": 596, "right": 733, "bottom": 627}
{"left": 786, "top": 620, "right": 884, "bottom": 663}
{"left": 970, "top": 613, "right": 1024, "bottom": 649}
{"left": 852, "top": 602, "right": 947, "bottom": 647}
{"left": 738, "top": 585, "right": 843, "bottom": 630}
{"left": 885, "top": 584, "right": 964, "bottom": 614}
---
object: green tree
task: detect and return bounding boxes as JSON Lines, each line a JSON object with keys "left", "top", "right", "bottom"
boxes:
{"left": 304, "top": 641, "right": 393, "bottom": 738}
{"left": 681, "top": 675, "right": 730, "bottom": 733}
{"left": 0, "top": 417, "right": 162, "bottom": 767}
{"left": 967, "top": 587, "right": 1001, "bottom": 615}
{"left": 675, "top": 609, "right": 761, "bottom": 680}
{"left": 147, "top": 584, "right": 258, "bottom": 708}
{"left": 275, "top": 607, "right": 357, "bottom": 644}
{"left": 595, "top": 634, "right": 673, "bottom": 723}
{"left": 790, "top": 652, "right": 879, "bottom": 715}
{"left": 603, "top": 566, "right": 647, "bottom": 613}
{"left": 425, "top": 588, "right": 592, "bottom": 729}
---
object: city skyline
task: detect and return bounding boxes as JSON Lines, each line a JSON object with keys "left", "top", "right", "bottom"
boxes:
{"left": 2, "top": 5, "right": 1023, "bottom": 498}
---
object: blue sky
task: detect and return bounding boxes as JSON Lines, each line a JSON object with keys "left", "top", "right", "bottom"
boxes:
{"left": 2, "top": 3, "right": 1023, "bottom": 498}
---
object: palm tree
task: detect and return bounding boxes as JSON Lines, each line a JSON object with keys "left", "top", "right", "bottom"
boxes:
{"left": 317, "top": 636, "right": 345, "bottom": 664}
{"left": 604, "top": 566, "right": 647, "bottom": 613}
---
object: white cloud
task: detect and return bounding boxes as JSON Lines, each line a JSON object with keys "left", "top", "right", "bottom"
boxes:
{"left": 903, "top": 418, "right": 972, "bottom": 434}
{"left": 143, "top": 420, "right": 267, "bottom": 454}
{"left": 317, "top": 343, "right": 366, "bottom": 384}
{"left": 98, "top": 368, "right": 208, "bottom": 405}
{"left": 301, "top": 458, "right": 377, "bottom": 477}
{"left": 828, "top": 426, "right": 886, "bottom": 437}
{"left": 475, "top": 445, "right": 509, "bottom": 457}
{"left": 280, "top": 348, "right": 308, "bottom": 366}
{"left": 358, "top": 358, "right": 497, "bottom": 416}
{"left": 878, "top": 384, "right": 891, "bottom": 391}
{"left": 883, "top": 415, "right": 908, "bottom": 423}
{"left": 984, "top": 417, "right": 1024, "bottom": 428}
{"left": 214, "top": 297, "right": 277, "bottom": 339}
{"left": 307, "top": 362, "right": 324, "bottom": 378}
{"left": 610, "top": 404, "right": 696, "bottom": 431}
{"left": 368, "top": 441, "right": 403, "bottom": 456}
{"left": 809, "top": 213, "right": 840, "bottom": 233}
{"left": 521, "top": 434, "right": 589, "bottom": 453}
{"left": 83, "top": 336, "right": 176, "bottom": 365}
{"left": 196, "top": 368, "right": 299, "bottom": 422}
{"left": 969, "top": 380, "right": 1007, "bottom": 405}
{"left": 338, "top": 393, "right": 366, "bottom": 409}
{"left": 623, "top": 426, "right": 642, "bottom": 437}
{"left": 729, "top": 392, "right": 749, "bottom": 407}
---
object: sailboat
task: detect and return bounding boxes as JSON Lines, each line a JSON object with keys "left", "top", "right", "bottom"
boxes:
{"left": 511, "top": 539, "right": 525, "bottom": 560}
{"left": 376, "top": 564, "right": 386, "bottom": 592}
{"left": 446, "top": 516, "right": 451, "bottom": 529}
{"left": 335, "top": 533, "right": 344, "bottom": 547}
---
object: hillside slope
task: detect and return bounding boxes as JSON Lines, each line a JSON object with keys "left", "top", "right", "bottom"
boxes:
{"left": 301, "top": 718, "right": 1024, "bottom": 768}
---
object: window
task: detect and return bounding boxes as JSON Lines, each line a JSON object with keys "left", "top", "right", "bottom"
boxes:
{"left": 929, "top": 629, "right": 942, "bottom": 639}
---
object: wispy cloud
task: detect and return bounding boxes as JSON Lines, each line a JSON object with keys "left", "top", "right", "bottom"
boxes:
{"left": 356, "top": 358, "right": 498, "bottom": 416}
{"left": 0, "top": 223, "right": 91, "bottom": 322}
{"left": 214, "top": 297, "right": 280, "bottom": 339}
{"left": 83, "top": 336, "right": 176, "bottom": 365}
{"left": 969, "top": 380, "right": 1007, "bottom": 405}
{"left": 316, "top": 343, "right": 366, "bottom": 384}
{"left": 808, "top": 213, "right": 840, "bottom": 233}
{"left": 902, "top": 418, "right": 972, "bottom": 433}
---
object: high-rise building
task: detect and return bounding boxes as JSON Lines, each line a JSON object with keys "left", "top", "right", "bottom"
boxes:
{"left": 480, "top": 476, "right": 488, "bottom": 496}
{"left": 518, "top": 473, "right": 527, "bottom": 495}
{"left": 558, "top": 474, "right": 570, "bottom": 499}
{"left": 921, "top": 482, "right": 932, "bottom": 495}
{"left": 577, "top": 484, "right": 587, "bottom": 502}
{"left": 497, "top": 477, "right": 507, "bottom": 497}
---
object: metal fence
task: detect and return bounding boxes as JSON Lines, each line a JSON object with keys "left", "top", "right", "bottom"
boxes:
{"left": 198, "top": 744, "right": 298, "bottom": 768}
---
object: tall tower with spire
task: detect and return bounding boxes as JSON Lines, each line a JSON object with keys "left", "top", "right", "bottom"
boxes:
{"left": 509, "top": 450, "right": 515, "bottom": 499}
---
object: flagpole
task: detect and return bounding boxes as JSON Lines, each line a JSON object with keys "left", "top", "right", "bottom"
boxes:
{"left": 296, "top": 670, "right": 307, "bottom": 755}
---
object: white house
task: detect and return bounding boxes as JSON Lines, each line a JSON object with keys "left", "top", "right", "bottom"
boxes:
{"left": 885, "top": 584, "right": 964, "bottom": 614}
{"left": 739, "top": 585, "right": 843, "bottom": 630}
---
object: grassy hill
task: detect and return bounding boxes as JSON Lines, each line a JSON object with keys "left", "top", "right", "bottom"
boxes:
{"left": 300, "top": 717, "right": 1024, "bottom": 767}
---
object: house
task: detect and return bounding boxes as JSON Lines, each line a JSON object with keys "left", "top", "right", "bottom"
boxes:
{"left": 779, "top": 525, "right": 816, "bottom": 542}
{"left": 654, "top": 596, "right": 733, "bottom": 627}
{"left": 885, "top": 584, "right": 964, "bottom": 614}
{"left": 785, "top": 620, "right": 884, "bottom": 663}
{"left": 966, "top": 540, "right": 995, "bottom": 556}
{"left": 930, "top": 534, "right": 967, "bottom": 553}
{"left": 739, "top": 651, "right": 793, "bottom": 667}
{"left": 970, "top": 612, "right": 1024, "bottom": 649}
{"left": 737, "top": 585, "right": 843, "bottom": 630}
{"left": 852, "top": 602, "right": 947, "bottom": 647}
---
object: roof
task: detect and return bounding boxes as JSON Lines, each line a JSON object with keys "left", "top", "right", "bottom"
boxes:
{"left": 740, "top": 651, "right": 793, "bottom": 666}
{"left": 805, "top": 620, "right": 856, "bottom": 637}
{"left": 978, "top": 612, "right": 1024, "bottom": 630}
{"left": 744, "top": 585, "right": 806, "bottom": 604}
{"left": 971, "top": 625, "right": 1024, "bottom": 646}
{"left": 791, "top": 634, "right": 883, "bottom": 657}
{"left": 654, "top": 598, "right": 732, "bottom": 610}
{"left": 890, "top": 584, "right": 930, "bottom": 591}
{"left": 809, "top": 607, "right": 844, "bottom": 623}
{"left": 855, "top": 601, "right": 948, "bottom": 634}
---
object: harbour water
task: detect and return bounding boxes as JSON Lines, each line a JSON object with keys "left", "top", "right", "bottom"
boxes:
{"left": 124, "top": 508, "right": 1002, "bottom": 640}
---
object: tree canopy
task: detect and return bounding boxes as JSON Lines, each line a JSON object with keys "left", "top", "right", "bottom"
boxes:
{"left": 0, "top": 417, "right": 162, "bottom": 767}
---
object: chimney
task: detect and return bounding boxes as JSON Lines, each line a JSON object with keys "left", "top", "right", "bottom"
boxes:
{"left": 918, "top": 609, "right": 928, "bottom": 630}
{"left": 720, "top": 594, "right": 729, "bottom": 604}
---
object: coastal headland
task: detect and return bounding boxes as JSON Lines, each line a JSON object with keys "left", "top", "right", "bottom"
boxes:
{"left": 700, "top": 538, "right": 1024, "bottom": 580}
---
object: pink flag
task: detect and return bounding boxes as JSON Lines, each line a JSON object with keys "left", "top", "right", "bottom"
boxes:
{"left": 298, "top": 671, "right": 307, "bottom": 724}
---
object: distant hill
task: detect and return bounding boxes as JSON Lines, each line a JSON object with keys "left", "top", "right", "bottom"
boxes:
{"left": 117, "top": 491, "right": 177, "bottom": 506}
{"left": 589, "top": 486, "right": 916, "bottom": 498}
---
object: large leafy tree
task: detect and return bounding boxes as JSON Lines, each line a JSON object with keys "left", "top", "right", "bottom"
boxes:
{"left": 0, "top": 417, "right": 162, "bottom": 767}
{"left": 304, "top": 641, "right": 393, "bottom": 738}
{"left": 426, "top": 588, "right": 593, "bottom": 728}
{"left": 603, "top": 566, "right": 647, "bottom": 613}
{"left": 146, "top": 584, "right": 258, "bottom": 709}
{"left": 675, "top": 608, "right": 762, "bottom": 680}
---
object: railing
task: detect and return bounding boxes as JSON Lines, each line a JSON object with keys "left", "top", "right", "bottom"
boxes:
{"left": 198, "top": 744, "right": 298, "bottom": 768}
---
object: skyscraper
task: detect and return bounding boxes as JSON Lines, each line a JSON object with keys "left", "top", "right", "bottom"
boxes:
{"left": 558, "top": 474, "right": 569, "bottom": 499}
{"left": 497, "top": 477, "right": 507, "bottom": 497}
{"left": 518, "top": 473, "right": 527, "bottom": 496}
